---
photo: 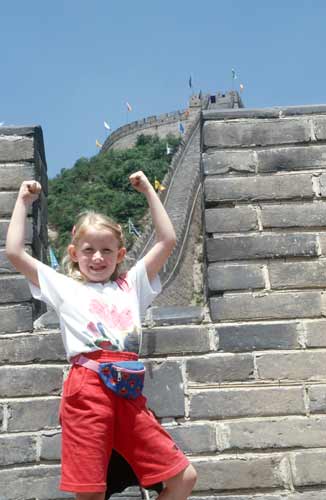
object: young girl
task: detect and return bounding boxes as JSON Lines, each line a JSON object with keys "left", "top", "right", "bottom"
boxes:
{"left": 6, "top": 171, "right": 197, "bottom": 500}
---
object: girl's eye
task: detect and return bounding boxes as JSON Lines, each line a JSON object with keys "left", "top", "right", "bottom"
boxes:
{"left": 83, "top": 247, "right": 93, "bottom": 254}
{"left": 103, "top": 249, "right": 112, "bottom": 254}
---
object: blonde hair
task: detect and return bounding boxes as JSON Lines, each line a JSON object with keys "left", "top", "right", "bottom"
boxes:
{"left": 61, "top": 211, "right": 125, "bottom": 282}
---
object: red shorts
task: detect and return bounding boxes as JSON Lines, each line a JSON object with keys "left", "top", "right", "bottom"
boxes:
{"left": 59, "top": 351, "right": 189, "bottom": 493}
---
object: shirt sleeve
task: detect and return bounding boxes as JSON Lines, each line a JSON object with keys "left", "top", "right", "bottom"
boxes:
{"left": 28, "top": 261, "right": 73, "bottom": 311}
{"left": 127, "top": 258, "right": 162, "bottom": 317}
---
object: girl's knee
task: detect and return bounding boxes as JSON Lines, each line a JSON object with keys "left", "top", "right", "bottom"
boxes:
{"left": 75, "top": 492, "right": 105, "bottom": 500}
{"left": 166, "top": 464, "right": 197, "bottom": 491}
{"left": 183, "top": 464, "right": 197, "bottom": 488}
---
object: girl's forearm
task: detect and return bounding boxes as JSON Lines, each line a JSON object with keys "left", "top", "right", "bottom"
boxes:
{"left": 144, "top": 185, "right": 176, "bottom": 246}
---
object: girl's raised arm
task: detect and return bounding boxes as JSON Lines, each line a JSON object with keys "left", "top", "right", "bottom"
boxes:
{"left": 129, "top": 171, "right": 176, "bottom": 282}
{"left": 6, "top": 181, "right": 41, "bottom": 287}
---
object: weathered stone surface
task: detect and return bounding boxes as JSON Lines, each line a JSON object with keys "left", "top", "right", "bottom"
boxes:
{"left": 313, "top": 116, "right": 326, "bottom": 141}
{"left": 0, "top": 163, "right": 35, "bottom": 189}
{"left": 210, "top": 291, "right": 322, "bottom": 322}
{"left": 0, "top": 191, "right": 18, "bottom": 216}
{"left": 258, "top": 145, "right": 326, "bottom": 173}
{"left": 194, "top": 455, "right": 287, "bottom": 491}
{"left": 292, "top": 450, "right": 326, "bottom": 486}
{"left": 205, "top": 207, "right": 258, "bottom": 233}
{"left": 217, "top": 416, "right": 326, "bottom": 451}
{"left": 305, "top": 319, "right": 326, "bottom": 347}
{"left": 261, "top": 202, "right": 326, "bottom": 228}
{"left": 206, "top": 233, "right": 318, "bottom": 262}
{"left": 0, "top": 366, "right": 63, "bottom": 397}
{"left": 34, "top": 308, "right": 60, "bottom": 330}
{"left": 7, "top": 398, "right": 61, "bottom": 431}
{"left": 0, "top": 136, "right": 34, "bottom": 162}
{"left": 187, "top": 354, "right": 254, "bottom": 383}
{"left": 318, "top": 173, "right": 326, "bottom": 197}
{"left": 202, "top": 150, "right": 256, "bottom": 175}
{"left": 40, "top": 431, "right": 61, "bottom": 460}
{"left": 147, "top": 306, "right": 204, "bottom": 326}
{"left": 307, "top": 384, "right": 326, "bottom": 413}
{"left": 217, "top": 322, "right": 300, "bottom": 352}
{"left": 0, "top": 304, "right": 33, "bottom": 334}
{"left": 204, "top": 173, "right": 313, "bottom": 203}
{"left": 0, "top": 331, "right": 65, "bottom": 364}
{"left": 143, "top": 361, "right": 185, "bottom": 418}
{"left": 0, "top": 249, "right": 15, "bottom": 273}
{"left": 164, "top": 423, "right": 217, "bottom": 454}
{"left": 269, "top": 261, "right": 326, "bottom": 289}
{"left": 0, "top": 218, "right": 33, "bottom": 245}
{"left": 203, "top": 119, "right": 310, "bottom": 148}
{"left": 141, "top": 326, "right": 210, "bottom": 356}
{"left": 189, "top": 386, "right": 305, "bottom": 419}
{"left": 0, "top": 434, "right": 37, "bottom": 465}
{"left": 0, "top": 275, "right": 31, "bottom": 302}
{"left": 208, "top": 263, "right": 265, "bottom": 292}
{"left": 256, "top": 351, "right": 326, "bottom": 381}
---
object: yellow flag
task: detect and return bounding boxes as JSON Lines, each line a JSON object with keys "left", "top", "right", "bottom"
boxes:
{"left": 154, "top": 179, "right": 166, "bottom": 192}
{"left": 96, "top": 139, "right": 102, "bottom": 148}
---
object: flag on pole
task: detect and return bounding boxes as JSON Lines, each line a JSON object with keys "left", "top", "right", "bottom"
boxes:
{"left": 154, "top": 179, "right": 166, "bottom": 192}
{"left": 232, "top": 68, "right": 237, "bottom": 80}
{"left": 128, "top": 218, "right": 141, "bottom": 237}
{"left": 188, "top": 75, "right": 192, "bottom": 88}
{"left": 126, "top": 102, "right": 132, "bottom": 112}
{"left": 49, "top": 246, "right": 59, "bottom": 270}
{"left": 239, "top": 83, "right": 244, "bottom": 92}
{"left": 104, "top": 121, "right": 111, "bottom": 130}
{"left": 178, "top": 122, "right": 185, "bottom": 135}
{"left": 96, "top": 139, "right": 103, "bottom": 148}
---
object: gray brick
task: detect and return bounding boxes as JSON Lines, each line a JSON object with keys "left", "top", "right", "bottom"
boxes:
{"left": 0, "top": 366, "right": 63, "bottom": 397}
{"left": 164, "top": 423, "right": 216, "bottom": 454}
{"left": 257, "top": 145, "right": 326, "bottom": 173}
{"left": 0, "top": 304, "right": 33, "bottom": 334}
{"left": 269, "top": 261, "right": 326, "bottom": 289}
{"left": 40, "top": 431, "right": 61, "bottom": 460}
{"left": 0, "top": 434, "right": 37, "bottom": 465}
{"left": 187, "top": 354, "right": 254, "bottom": 383}
{"left": 204, "top": 173, "right": 313, "bottom": 203}
{"left": 292, "top": 450, "right": 326, "bottom": 486}
{"left": 256, "top": 351, "right": 326, "bottom": 381}
{"left": 147, "top": 306, "right": 204, "bottom": 326}
{"left": 203, "top": 119, "right": 310, "bottom": 148}
{"left": 0, "top": 275, "right": 31, "bottom": 303}
{"left": 217, "top": 322, "right": 300, "bottom": 352}
{"left": 0, "top": 219, "right": 33, "bottom": 245}
{"left": 308, "top": 384, "right": 326, "bottom": 413}
{"left": 313, "top": 116, "right": 326, "bottom": 141}
{"left": 189, "top": 386, "right": 305, "bottom": 419}
{"left": 141, "top": 326, "right": 210, "bottom": 356}
{"left": 0, "top": 163, "right": 35, "bottom": 189}
{"left": 319, "top": 172, "right": 326, "bottom": 197}
{"left": 0, "top": 191, "right": 17, "bottom": 216}
{"left": 0, "top": 249, "right": 16, "bottom": 273}
{"left": 0, "top": 332, "right": 66, "bottom": 364}
{"left": 217, "top": 416, "right": 326, "bottom": 451}
{"left": 8, "top": 398, "right": 61, "bottom": 432}
{"left": 305, "top": 319, "right": 326, "bottom": 347}
{"left": 205, "top": 207, "right": 258, "bottom": 233}
{"left": 194, "top": 455, "right": 287, "bottom": 491}
{"left": 262, "top": 202, "right": 326, "bottom": 228}
{"left": 202, "top": 150, "right": 256, "bottom": 175}
{"left": 143, "top": 360, "right": 185, "bottom": 418}
{"left": 208, "top": 263, "right": 265, "bottom": 292}
{"left": 0, "top": 136, "right": 34, "bottom": 162}
{"left": 210, "top": 291, "right": 322, "bottom": 322}
{"left": 206, "top": 233, "right": 318, "bottom": 262}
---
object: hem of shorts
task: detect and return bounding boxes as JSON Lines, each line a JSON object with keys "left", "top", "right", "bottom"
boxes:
{"left": 140, "top": 456, "right": 190, "bottom": 487}
{"left": 60, "top": 481, "right": 106, "bottom": 493}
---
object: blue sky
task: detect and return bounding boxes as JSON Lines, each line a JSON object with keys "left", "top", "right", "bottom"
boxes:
{"left": 1, "top": 0, "right": 326, "bottom": 178}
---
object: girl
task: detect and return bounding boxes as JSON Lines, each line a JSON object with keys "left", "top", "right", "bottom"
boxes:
{"left": 6, "top": 171, "right": 197, "bottom": 500}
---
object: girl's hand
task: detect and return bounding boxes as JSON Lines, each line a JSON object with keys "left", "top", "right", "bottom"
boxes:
{"left": 18, "top": 181, "right": 42, "bottom": 204}
{"left": 129, "top": 171, "right": 152, "bottom": 194}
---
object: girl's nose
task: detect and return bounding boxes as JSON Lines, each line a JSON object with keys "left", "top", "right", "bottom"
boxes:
{"left": 93, "top": 250, "right": 103, "bottom": 260}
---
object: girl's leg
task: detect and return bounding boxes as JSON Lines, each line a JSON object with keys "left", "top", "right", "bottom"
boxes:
{"left": 76, "top": 493, "right": 105, "bottom": 500}
{"left": 157, "top": 464, "right": 197, "bottom": 500}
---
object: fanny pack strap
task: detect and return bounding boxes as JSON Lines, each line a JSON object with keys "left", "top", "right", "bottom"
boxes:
{"left": 73, "top": 354, "right": 101, "bottom": 373}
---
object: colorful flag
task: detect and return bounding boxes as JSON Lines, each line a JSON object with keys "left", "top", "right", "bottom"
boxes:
{"left": 49, "top": 246, "right": 59, "bottom": 270}
{"left": 95, "top": 139, "right": 103, "bottom": 148}
{"left": 178, "top": 122, "right": 185, "bottom": 135}
{"left": 154, "top": 179, "right": 166, "bottom": 192}
{"left": 189, "top": 75, "right": 192, "bottom": 88}
{"left": 232, "top": 68, "right": 237, "bottom": 80}
{"left": 128, "top": 218, "right": 141, "bottom": 237}
{"left": 126, "top": 102, "right": 132, "bottom": 112}
{"left": 104, "top": 121, "right": 111, "bottom": 130}
{"left": 239, "top": 83, "right": 244, "bottom": 92}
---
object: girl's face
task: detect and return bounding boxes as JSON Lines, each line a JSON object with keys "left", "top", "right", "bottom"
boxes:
{"left": 68, "top": 227, "right": 126, "bottom": 283}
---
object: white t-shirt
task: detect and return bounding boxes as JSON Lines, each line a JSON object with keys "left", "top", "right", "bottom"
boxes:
{"left": 29, "top": 259, "right": 161, "bottom": 361}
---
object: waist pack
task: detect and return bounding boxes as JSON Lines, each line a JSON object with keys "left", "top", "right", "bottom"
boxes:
{"left": 73, "top": 355, "right": 145, "bottom": 400}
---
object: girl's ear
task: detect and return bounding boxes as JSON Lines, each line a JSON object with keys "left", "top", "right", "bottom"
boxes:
{"left": 68, "top": 244, "right": 79, "bottom": 263}
{"left": 117, "top": 247, "right": 127, "bottom": 264}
